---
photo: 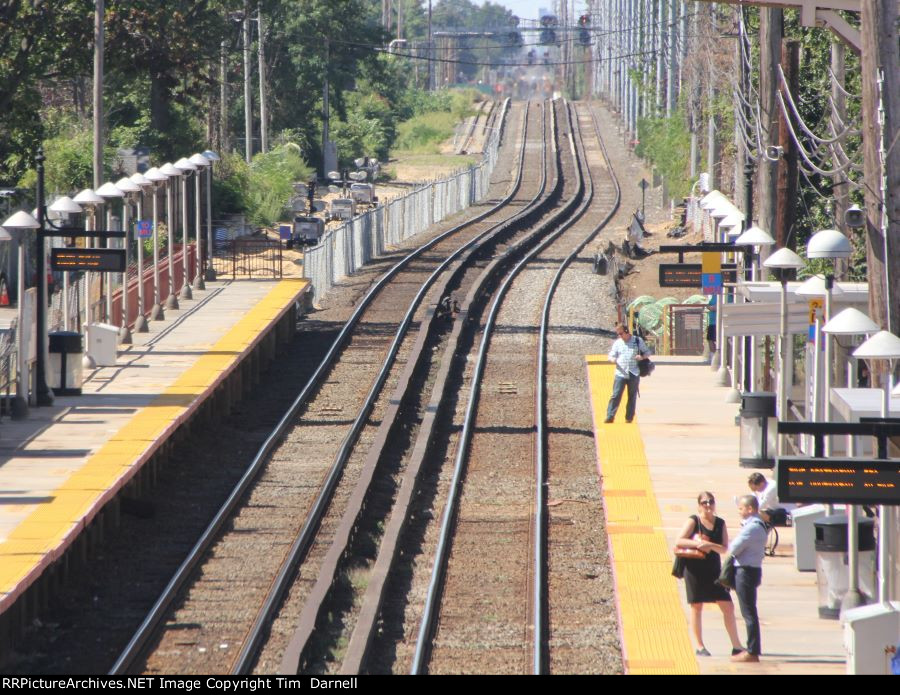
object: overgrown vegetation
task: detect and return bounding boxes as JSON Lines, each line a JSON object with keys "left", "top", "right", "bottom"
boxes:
{"left": 1, "top": 1, "right": 501, "bottom": 226}
{"left": 635, "top": 111, "right": 691, "bottom": 200}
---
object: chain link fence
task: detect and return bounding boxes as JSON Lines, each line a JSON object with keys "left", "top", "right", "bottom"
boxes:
{"left": 303, "top": 100, "right": 508, "bottom": 304}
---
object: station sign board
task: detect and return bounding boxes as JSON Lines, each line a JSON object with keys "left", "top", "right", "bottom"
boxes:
{"left": 51, "top": 248, "right": 126, "bottom": 273}
{"left": 777, "top": 456, "right": 900, "bottom": 505}
{"left": 659, "top": 263, "right": 738, "bottom": 288}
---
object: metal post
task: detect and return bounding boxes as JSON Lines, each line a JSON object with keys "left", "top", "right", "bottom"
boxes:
{"left": 13, "top": 236, "right": 28, "bottom": 418}
{"left": 194, "top": 170, "right": 205, "bottom": 290}
{"left": 134, "top": 194, "right": 149, "bottom": 332}
{"left": 150, "top": 183, "right": 165, "bottom": 320}
{"left": 243, "top": 5, "right": 252, "bottom": 164}
{"left": 105, "top": 206, "right": 114, "bottom": 322}
{"left": 165, "top": 179, "right": 179, "bottom": 310}
{"left": 776, "top": 274, "right": 788, "bottom": 455}
{"left": 119, "top": 198, "right": 132, "bottom": 344}
{"left": 205, "top": 164, "right": 216, "bottom": 281}
{"left": 257, "top": 3, "right": 268, "bottom": 155}
{"left": 34, "top": 149, "right": 53, "bottom": 406}
{"left": 179, "top": 173, "right": 192, "bottom": 300}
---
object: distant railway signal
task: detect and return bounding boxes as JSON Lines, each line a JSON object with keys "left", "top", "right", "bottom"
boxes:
{"left": 579, "top": 14, "right": 591, "bottom": 27}
{"left": 540, "top": 29, "right": 556, "bottom": 46}
{"left": 579, "top": 29, "right": 591, "bottom": 46}
{"left": 540, "top": 14, "right": 558, "bottom": 27}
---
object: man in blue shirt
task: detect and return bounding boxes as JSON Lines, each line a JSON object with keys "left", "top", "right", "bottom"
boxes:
{"left": 728, "top": 494, "right": 768, "bottom": 662}
{"left": 604, "top": 322, "right": 650, "bottom": 424}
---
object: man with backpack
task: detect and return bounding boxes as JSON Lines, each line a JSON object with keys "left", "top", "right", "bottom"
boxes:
{"left": 604, "top": 322, "right": 651, "bottom": 424}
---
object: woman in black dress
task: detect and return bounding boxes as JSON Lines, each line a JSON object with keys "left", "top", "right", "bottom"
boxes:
{"left": 675, "top": 492, "right": 743, "bottom": 657}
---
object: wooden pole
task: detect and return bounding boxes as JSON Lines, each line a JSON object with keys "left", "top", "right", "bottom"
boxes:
{"left": 860, "top": 0, "right": 900, "bottom": 335}
{"left": 757, "top": 9, "right": 782, "bottom": 250}
{"left": 775, "top": 40, "right": 800, "bottom": 250}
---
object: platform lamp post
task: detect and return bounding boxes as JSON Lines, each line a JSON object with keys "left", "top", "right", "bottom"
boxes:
{"left": 48, "top": 196, "right": 83, "bottom": 332}
{"left": 174, "top": 158, "right": 198, "bottom": 301}
{"left": 201, "top": 150, "right": 220, "bottom": 281}
{"left": 0, "top": 210, "right": 40, "bottom": 418}
{"left": 95, "top": 182, "right": 124, "bottom": 324}
{"left": 763, "top": 247, "right": 805, "bottom": 455}
{"left": 734, "top": 226, "right": 776, "bottom": 394}
{"left": 717, "top": 209, "right": 745, "bottom": 392}
{"left": 72, "top": 189, "right": 104, "bottom": 331}
{"left": 853, "top": 330, "right": 900, "bottom": 605}
{"left": 188, "top": 153, "right": 211, "bottom": 290}
{"left": 796, "top": 276, "right": 844, "bottom": 426}
{"left": 822, "top": 307, "right": 881, "bottom": 615}
{"left": 129, "top": 172, "right": 152, "bottom": 333}
{"left": 708, "top": 200, "right": 743, "bottom": 375}
{"left": 807, "top": 229, "right": 852, "bottom": 453}
{"left": 115, "top": 177, "right": 141, "bottom": 344}
{"left": 159, "top": 162, "right": 182, "bottom": 311}
{"left": 143, "top": 167, "right": 168, "bottom": 321}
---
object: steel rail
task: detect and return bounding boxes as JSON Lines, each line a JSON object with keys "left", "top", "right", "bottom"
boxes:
{"left": 234, "top": 101, "right": 550, "bottom": 674}
{"left": 410, "top": 98, "right": 591, "bottom": 674}
{"left": 532, "top": 101, "right": 622, "bottom": 674}
{"left": 276, "top": 100, "right": 561, "bottom": 676}
{"left": 110, "top": 97, "right": 523, "bottom": 675}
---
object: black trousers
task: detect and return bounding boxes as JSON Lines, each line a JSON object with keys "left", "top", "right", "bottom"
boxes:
{"left": 735, "top": 565, "right": 763, "bottom": 655}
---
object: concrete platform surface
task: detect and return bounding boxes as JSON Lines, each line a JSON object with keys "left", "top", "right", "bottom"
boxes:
{"left": 0, "top": 278, "right": 308, "bottom": 614}
{"left": 587, "top": 355, "right": 845, "bottom": 675}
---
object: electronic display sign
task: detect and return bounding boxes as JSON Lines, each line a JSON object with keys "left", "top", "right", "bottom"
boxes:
{"left": 777, "top": 456, "right": 900, "bottom": 505}
{"left": 659, "top": 263, "right": 738, "bottom": 288}
{"left": 51, "top": 248, "right": 126, "bottom": 272}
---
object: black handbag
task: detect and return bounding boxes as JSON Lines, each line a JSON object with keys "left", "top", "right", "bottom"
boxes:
{"left": 717, "top": 555, "right": 736, "bottom": 590}
{"left": 638, "top": 358, "right": 654, "bottom": 377}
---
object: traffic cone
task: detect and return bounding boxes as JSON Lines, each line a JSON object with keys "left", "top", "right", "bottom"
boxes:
{"left": 0, "top": 283, "right": 9, "bottom": 306}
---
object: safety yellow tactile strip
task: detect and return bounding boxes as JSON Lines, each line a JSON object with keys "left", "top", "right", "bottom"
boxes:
{"left": 0, "top": 279, "right": 307, "bottom": 609}
{"left": 586, "top": 356, "right": 698, "bottom": 675}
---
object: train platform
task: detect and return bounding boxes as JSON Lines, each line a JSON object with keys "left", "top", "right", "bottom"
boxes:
{"left": 0, "top": 277, "right": 309, "bottom": 640}
{"left": 586, "top": 355, "right": 845, "bottom": 675}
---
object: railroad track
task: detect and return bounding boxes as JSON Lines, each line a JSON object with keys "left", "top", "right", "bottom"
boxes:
{"left": 267, "top": 100, "right": 621, "bottom": 676}
{"left": 109, "top": 99, "right": 566, "bottom": 675}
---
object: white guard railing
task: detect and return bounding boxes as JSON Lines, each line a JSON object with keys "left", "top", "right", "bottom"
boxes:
{"left": 303, "top": 100, "right": 507, "bottom": 304}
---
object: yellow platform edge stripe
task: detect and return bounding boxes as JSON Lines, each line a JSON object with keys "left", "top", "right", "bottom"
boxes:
{"left": 0, "top": 279, "right": 308, "bottom": 610}
{"left": 586, "top": 356, "right": 699, "bottom": 675}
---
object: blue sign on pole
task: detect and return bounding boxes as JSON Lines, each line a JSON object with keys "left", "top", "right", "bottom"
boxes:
{"left": 136, "top": 219, "right": 153, "bottom": 238}
{"left": 701, "top": 272, "right": 723, "bottom": 295}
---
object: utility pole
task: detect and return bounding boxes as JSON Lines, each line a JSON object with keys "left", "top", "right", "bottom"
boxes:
{"left": 322, "top": 38, "right": 330, "bottom": 179}
{"left": 656, "top": 0, "right": 665, "bottom": 113}
{"left": 758, "top": 9, "right": 783, "bottom": 249}
{"left": 243, "top": 3, "right": 252, "bottom": 163}
{"left": 860, "top": 0, "right": 900, "bottom": 336}
{"left": 830, "top": 40, "right": 850, "bottom": 280}
{"left": 774, "top": 40, "right": 800, "bottom": 250}
{"left": 220, "top": 40, "right": 228, "bottom": 154}
{"left": 257, "top": 3, "right": 268, "bottom": 154}
{"left": 666, "top": 0, "right": 677, "bottom": 116}
{"left": 93, "top": 0, "right": 104, "bottom": 189}
{"left": 428, "top": 0, "right": 433, "bottom": 91}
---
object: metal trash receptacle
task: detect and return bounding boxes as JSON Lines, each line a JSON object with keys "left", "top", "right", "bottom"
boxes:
{"left": 48, "top": 331, "right": 84, "bottom": 395}
{"left": 85, "top": 322, "right": 119, "bottom": 366}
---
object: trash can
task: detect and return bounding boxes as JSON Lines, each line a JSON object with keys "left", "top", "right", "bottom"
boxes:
{"left": 48, "top": 331, "right": 84, "bottom": 395}
{"left": 792, "top": 504, "right": 827, "bottom": 572}
{"left": 85, "top": 322, "right": 118, "bottom": 366}
{"left": 814, "top": 514, "right": 876, "bottom": 619}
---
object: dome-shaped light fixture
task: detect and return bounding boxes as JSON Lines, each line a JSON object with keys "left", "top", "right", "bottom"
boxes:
{"left": 735, "top": 225, "right": 775, "bottom": 247}
{"left": 201, "top": 149, "right": 220, "bottom": 162}
{"left": 795, "top": 274, "right": 845, "bottom": 297}
{"left": 822, "top": 308, "right": 880, "bottom": 335}
{"left": 763, "top": 247, "right": 804, "bottom": 270}
{"left": 73, "top": 188, "right": 105, "bottom": 206}
{"left": 96, "top": 181, "right": 124, "bottom": 199}
{"left": 130, "top": 172, "right": 152, "bottom": 187}
{"left": 807, "top": 228, "right": 852, "bottom": 259}
{"left": 852, "top": 330, "right": 900, "bottom": 360}
{"left": 173, "top": 157, "right": 197, "bottom": 172}
{"left": 144, "top": 167, "right": 168, "bottom": 183}
{"left": 115, "top": 177, "right": 141, "bottom": 194}
{"left": 159, "top": 162, "right": 181, "bottom": 177}
{"left": 48, "top": 196, "right": 82, "bottom": 215}
{"left": 189, "top": 153, "right": 211, "bottom": 168}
